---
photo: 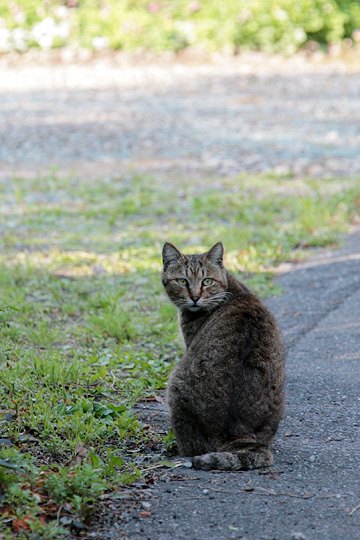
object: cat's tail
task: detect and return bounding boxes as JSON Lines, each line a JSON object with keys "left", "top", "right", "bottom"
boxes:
{"left": 192, "top": 447, "right": 273, "bottom": 471}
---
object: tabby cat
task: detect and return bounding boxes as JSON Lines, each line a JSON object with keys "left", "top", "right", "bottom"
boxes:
{"left": 162, "top": 242, "right": 285, "bottom": 470}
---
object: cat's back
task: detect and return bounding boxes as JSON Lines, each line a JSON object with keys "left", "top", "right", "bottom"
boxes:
{"left": 186, "top": 274, "right": 282, "bottom": 361}
{"left": 173, "top": 273, "right": 285, "bottom": 438}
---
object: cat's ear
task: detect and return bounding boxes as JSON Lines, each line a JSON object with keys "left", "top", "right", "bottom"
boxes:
{"left": 206, "top": 242, "right": 224, "bottom": 266}
{"left": 162, "top": 242, "right": 182, "bottom": 269}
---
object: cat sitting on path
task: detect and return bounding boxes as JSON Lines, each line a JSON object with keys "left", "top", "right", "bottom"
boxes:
{"left": 162, "top": 242, "right": 285, "bottom": 470}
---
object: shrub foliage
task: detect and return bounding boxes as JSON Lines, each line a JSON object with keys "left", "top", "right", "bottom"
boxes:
{"left": 0, "top": 0, "right": 360, "bottom": 54}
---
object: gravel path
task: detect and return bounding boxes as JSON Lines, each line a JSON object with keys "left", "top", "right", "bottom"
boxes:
{"left": 1, "top": 53, "right": 360, "bottom": 180}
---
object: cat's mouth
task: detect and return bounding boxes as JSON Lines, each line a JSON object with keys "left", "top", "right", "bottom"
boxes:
{"left": 187, "top": 304, "right": 202, "bottom": 312}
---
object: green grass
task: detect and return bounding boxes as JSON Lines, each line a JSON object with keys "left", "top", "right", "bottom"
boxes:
{"left": 0, "top": 173, "right": 359, "bottom": 537}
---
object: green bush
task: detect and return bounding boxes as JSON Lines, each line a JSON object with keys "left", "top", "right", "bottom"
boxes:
{"left": 0, "top": 1, "right": 359, "bottom": 54}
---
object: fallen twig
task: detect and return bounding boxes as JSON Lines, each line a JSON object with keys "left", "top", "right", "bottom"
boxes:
{"left": 135, "top": 405, "right": 168, "bottom": 413}
{"left": 56, "top": 505, "right": 63, "bottom": 526}
{"left": 141, "top": 460, "right": 191, "bottom": 472}
{"left": 257, "top": 488, "right": 316, "bottom": 499}
{"left": 349, "top": 503, "right": 360, "bottom": 516}
{"left": 199, "top": 485, "right": 238, "bottom": 494}
{"left": 200, "top": 485, "right": 316, "bottom": 498}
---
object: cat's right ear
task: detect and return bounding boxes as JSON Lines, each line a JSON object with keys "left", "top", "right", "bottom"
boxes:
{"left": 162, "top": 242, "right": 182, "bottom": 270}
{"left": 206, "top": 242, "right": 224, "bottom": 267}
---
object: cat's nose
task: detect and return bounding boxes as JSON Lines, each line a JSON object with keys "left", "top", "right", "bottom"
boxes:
{"left": 191, "top": 296, "right": 200, "bottom": 304}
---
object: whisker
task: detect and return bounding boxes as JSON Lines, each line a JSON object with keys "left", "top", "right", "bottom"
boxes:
{"left": 169, "top": 289, "right": 232, "bottom": 314}
{"left": 202, "top": 291, "right": 232, "bottom": 308}
{"left": 210, "top": 292, "right": 232, "bottom": 300}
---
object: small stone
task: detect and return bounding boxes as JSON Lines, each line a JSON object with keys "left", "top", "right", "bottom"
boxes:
{"left": 291, "top": 533, "right": 307, "bottom": 540}
{"left": 202, "top": 489, "right": 209, "bottom": 495}
{"left": 309, "top": 455, "right": 316, "bottom": 463}
{"left": 141, "top": 501, "right": 151, "bottom": 510}
{"left": 70, "top": 519, "right": 87, "bottom": 531}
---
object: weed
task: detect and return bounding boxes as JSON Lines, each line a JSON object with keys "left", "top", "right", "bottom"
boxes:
{"left": 163, "top": 428, "right": 177, "bottom": 456}
{"left": 44, "top": 463, "right": 107, "bottom": 510}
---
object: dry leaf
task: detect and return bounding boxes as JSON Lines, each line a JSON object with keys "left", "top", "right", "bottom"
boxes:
{"left": 12, "top": 516, "right": 34, "bottom": 532}
{"left": 138, "top": 511, "right": 151, "bottom": 518}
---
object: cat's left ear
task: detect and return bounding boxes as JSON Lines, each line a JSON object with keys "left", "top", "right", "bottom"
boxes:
{"left": 206, "top": 242, "right": 224, "bottom": 267}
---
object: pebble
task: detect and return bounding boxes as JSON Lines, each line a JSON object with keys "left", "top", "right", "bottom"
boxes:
{"left": 141, "top": 502, "right": 151, "bottom": 510}
{"left": 291, "top": 533, "right": 307, "bottom": 540}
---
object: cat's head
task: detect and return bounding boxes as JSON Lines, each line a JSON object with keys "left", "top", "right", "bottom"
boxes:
{"left": 162, "top": 242, "right": 229, "bottom": 313}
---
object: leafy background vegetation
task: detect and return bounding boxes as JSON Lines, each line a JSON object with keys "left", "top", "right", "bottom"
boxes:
{"left": 0, "top": 0, "right": 360, "bottom": 54}
{"left": 0, "top": 172, "right": 360, "bottom": 536}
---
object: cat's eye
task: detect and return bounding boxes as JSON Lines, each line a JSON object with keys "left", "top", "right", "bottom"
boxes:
{"left": 176, "top": 278, "right": 188, "bottom": 286}
{"left": 202, "top": 278, "right": 214, "bottom": 286}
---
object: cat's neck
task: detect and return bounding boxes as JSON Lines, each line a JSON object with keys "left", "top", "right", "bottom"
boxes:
{"left": 179, "top": 272, "right": 249, "bottom": 348}
{"left": 226, "top": 272, "right": 250, "bottom": 296}
{"left": 179, "top": 309, "right": 209, "bottom": 348}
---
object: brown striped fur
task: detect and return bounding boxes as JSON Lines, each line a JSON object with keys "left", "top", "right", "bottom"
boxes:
{"left": 162, "top": 242, "right": 285, "bottom": 471}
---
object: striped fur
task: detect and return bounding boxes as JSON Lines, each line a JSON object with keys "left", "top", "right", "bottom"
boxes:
{"left": 162, "top": 242, "right": 285, "bottom": 471}
{"left": 192, "top": 447, "right": 273, "bottom": 471}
